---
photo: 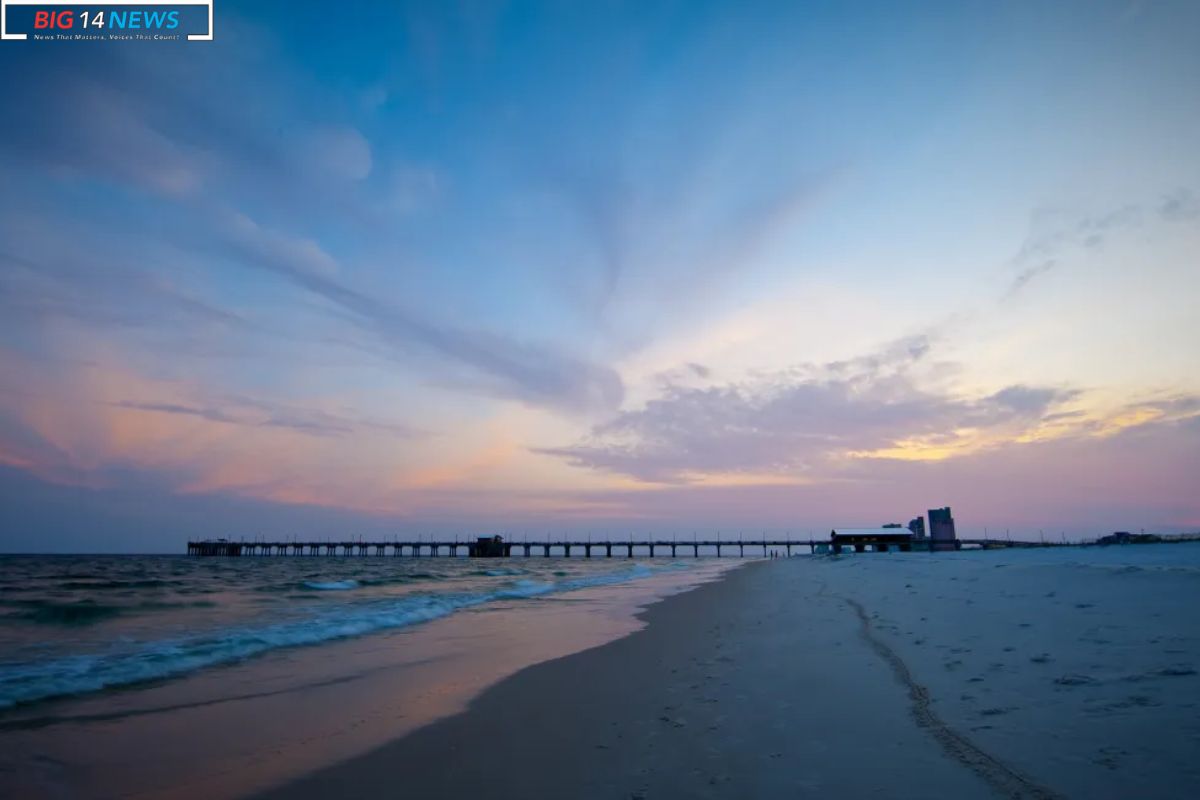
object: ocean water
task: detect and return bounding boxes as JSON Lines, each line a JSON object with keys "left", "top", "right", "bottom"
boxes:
{"left": 0, "top": 554, "right": 693, "bottom": 710}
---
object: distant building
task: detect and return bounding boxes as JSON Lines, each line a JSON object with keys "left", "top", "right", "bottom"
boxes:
{"left": 908, "top": 517, "right": 927, "bottom": 539}
{"left": 928, "top": 507, "right": 959, "bottom": 551}
{"left": 470, "top": 535, "right": 507, "bottom": 557}
{"left": 829, "top": 527, "right": 914, "bottom": 554}
{"left": 882, "top": 522, "right": 903, "bottom": 528}
{"left": 1096, "top": 531, "right": 1162, "bottom": 545}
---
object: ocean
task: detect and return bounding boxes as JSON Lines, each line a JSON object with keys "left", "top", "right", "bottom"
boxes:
{"left": 0, "top": 554, "right": 702, "bottom": 711}
{"left": 9, "top": 544, "right": 1194, "bottom": 799}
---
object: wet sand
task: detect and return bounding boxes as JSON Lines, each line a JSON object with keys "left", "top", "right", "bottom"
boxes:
{"left": 263, "top": 559, "right": 988, "bottom": 799}
{"left": 265, "top": 549, "right": 1200, "bottom": 800}
{"left": 0, "top": 565, "right": 734, "bottom": 800}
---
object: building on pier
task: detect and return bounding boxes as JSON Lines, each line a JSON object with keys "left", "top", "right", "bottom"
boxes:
{"left": 470, "top": 535, "right": 507, "bottom": 557}
{"left": 827, "top": 527, "right": 914, "bottom": 554}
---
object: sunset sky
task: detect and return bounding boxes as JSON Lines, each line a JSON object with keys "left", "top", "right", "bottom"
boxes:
{"left": 1, "top": 0, "right": 1198, "bottom": 551}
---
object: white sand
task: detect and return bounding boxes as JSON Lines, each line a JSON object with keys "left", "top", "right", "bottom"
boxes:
{"left": 268, "top": 544, "right": 1200, "bottom": 799}
{"left": 818, "top": 544, "right": 1200, "bottom": 798}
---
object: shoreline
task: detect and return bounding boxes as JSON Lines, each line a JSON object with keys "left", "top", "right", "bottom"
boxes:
{"left": 261, "top": 558, "right": 989, "bottom": 799}
{"left": 0, "top": 561, "right": 736, "bottom": 800}
{"left": 264, "top": 547, "right": 1200, "bottom": 800}
{"left": 6, "top": 546, "right": 1195, "bottom": 798}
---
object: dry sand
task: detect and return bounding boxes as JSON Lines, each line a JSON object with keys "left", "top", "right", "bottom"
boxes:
{"left": 263, "top": 559, "right": 987, "bottom": 799}
{"left": 817, "top": 546, "right": 1200, "bottom": 799}
{"left": 263, "top": 548, "right": 1200, "bottom": 800}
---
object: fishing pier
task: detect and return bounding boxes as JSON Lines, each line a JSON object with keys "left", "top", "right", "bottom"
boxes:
{"left": 188, "top": 537, "right": 808, "bottom": 558}
{"left": 186, "top": 534, "right": 1054, "bottom": 558}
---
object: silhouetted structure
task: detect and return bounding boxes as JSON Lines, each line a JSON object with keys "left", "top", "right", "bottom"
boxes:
{"left": 1096, "top": 531, "right": 1163, "bottom": 545}
{"left": 186, "top": 520, "right": 1067, "bottom": 558}
{"left": 470, "top": 535, "right": 508, "bottom": 557}
{"left": 928, "top": 506, "right": 959, "bottom": 551}
{"left": 828, "top": 527, "right": 914, "bottom": 554}
{"left": 908, "top": 516, "right": 926, "bottom": 540}
{"left": 189, "top": 536, "right": 829, "bottom": 558}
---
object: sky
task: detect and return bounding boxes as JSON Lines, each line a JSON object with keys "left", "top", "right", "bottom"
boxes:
{"left": 1, "top": 0, "right": 1198, "bottom": 552}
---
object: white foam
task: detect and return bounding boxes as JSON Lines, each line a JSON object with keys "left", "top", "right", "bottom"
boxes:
{"left": 303, "top": 580, "right": 360, "bottom": 591}
{"left": 0, "top": 561, "right": 685, "bottom": 709}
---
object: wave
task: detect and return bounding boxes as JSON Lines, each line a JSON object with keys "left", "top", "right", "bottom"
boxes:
{"left": 12, "top": 602, "right": 125, "bottom": 626}
{"left": 0, "top": 563, "right": 677, "bottom": 710}
{"left": 302, "top": 580, "right": 360, "bottom": 591}
{"left": 4, "top": 599, "right": 220, "bottom": 626}
{"left": 58, "top": 579, "right": 177, "bottom": 591}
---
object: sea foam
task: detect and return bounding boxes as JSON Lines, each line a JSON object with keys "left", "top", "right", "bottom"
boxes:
{"left": 0, "top": 562, "right": 678, "bottom": 709}
{"left": 303, "top": 580, "right": 361, "bottom": 591}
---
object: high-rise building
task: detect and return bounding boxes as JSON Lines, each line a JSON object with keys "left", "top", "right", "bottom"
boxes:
{"left": 907, "top": 516, "right": 926, "bottom": 539}
{"left": 928, "top": 506, "right": 958, "bottom": 551}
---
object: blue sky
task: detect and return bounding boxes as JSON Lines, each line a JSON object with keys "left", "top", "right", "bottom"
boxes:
{"left": 1, "top": 1, "right": 1198, "bottom": 550}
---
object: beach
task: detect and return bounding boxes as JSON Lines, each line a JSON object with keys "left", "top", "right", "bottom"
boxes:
{"left": 265, "top": 545, "right": 1200, "bottom": 800}
{"left": 0, "top": 557, "right": 734, "bottom": 798}
{"left": 3, "top": 545, "right": 1199, "bottom": 799}
{"left": 3, "top": 2, "right": 1198, "bottom": 797}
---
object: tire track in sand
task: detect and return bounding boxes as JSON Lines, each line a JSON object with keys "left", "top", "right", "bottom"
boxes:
{"left": 840, "top": 594, "right": 1065, "bottom": 800}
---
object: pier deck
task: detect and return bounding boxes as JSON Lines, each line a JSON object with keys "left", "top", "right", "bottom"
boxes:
{"left": 186, "top": 538, "right": 1057, "bottom": 557}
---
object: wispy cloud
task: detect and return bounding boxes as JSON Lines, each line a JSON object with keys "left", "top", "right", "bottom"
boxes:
{"left": 1159, "top": 188, "right": 1200, "bottom": 222}
{"left": 0, "top": 246, "right": 249, "bottom": 336}
{"left": 107, "top": 398, "right": 421, "bottom": 439}
{"left": 220, "top": 213, "right": 625, "bottom": 414}
{"left": 1008, "top": 259, "right": 1056, "bottom": 296}
{"left": 0, "top": 33, "right": 624, "bottom": 415}
{"left": 297, "top": 126, "right": 373, "bottom": 181}
{"left": 1007, "top": 189, "right": 1198, "bottom": 295}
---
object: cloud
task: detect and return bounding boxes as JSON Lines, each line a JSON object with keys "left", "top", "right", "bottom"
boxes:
{"left": 537, "top": 408, "right": 1200, "bottom": 536}
{"left": 0, "top": 345, "right": 436, "bottom": 514}
{"left": 108, "top": 398, "right": 420, "bottom": 439}
{"left": 220, "top": 213, "right": 624, "bottom": 414}
{"left": 1159, "top": 188, "right": 1200, "bottom": 222}
{"left": 111, "top": 401, "right": 241, "bottom": 426}
{"left": 0, "top": 41, "right": 398, "bottom": 231}
{"left": 1011, "top": 204, "right": 1141, "bottom": 267}
{"left": 0, "top": 72, "right": 205, "bottom": 196}
{"left": 536, "top": 337, "right": 1095, "bottom": 483}
{"left": 1007, "top": 189, "right": 1198, "bottom": 295}
{"left": 389, "top": 164, "right": 443, "bottom": 213}
{"left": 0, "top": 463, "right": 411, "bottom": 553}
{"left": 528, "top": 135, "right": 841, "bottom": 332}
{"left": 0, "top": 38, "right": 620, "bottom": 417}
{"left": 538, "top": 158, "right": 633, "bottom": 305}
{"left": 226, "top": 214, "right": 341, "bottom": 279}
{"left": 985, "top": 385, "right": 1076, "bottom": 416}
{"left": 0, "top": 245, "right": 249, "bottom": 338}
{"left": 1007, "top": 259, "right": 1056, "bottom": 296}
{"left": 299, "top": 126, "right": 373, "bottom": 181}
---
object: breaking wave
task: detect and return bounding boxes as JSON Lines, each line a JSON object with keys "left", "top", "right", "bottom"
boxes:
{"left": 0, "top": 563, "right": 675, "bottom": 709}
{"left": 302, "top": 580, "right": 360, "bottom": 591}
